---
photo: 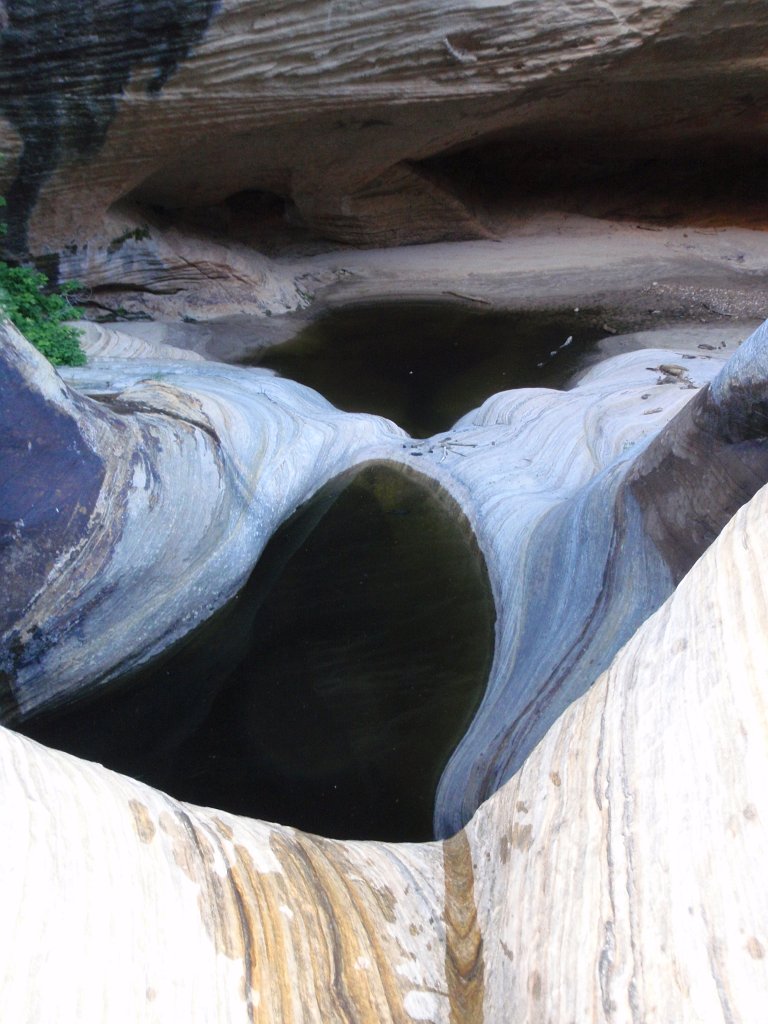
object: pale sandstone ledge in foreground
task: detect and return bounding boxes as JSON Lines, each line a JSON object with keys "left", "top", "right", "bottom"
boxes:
{"left": 2, "top": 463, "right": 768, "bottom": 1021}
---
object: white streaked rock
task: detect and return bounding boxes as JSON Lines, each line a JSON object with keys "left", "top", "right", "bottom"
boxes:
{"left": 75, "top": 320, "right": 207, "bottom": 362}
{"left": 2, "top": 439, "right": 768, "bottom": 1020}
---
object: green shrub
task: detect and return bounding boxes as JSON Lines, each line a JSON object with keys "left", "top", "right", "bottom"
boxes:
{"left": 0, "top": 195, "right": 86, "bottom": 366}
{"left": 0, "top": 262, "right": 86, "bottom": 366}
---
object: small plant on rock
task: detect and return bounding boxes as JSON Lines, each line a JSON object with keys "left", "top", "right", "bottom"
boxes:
{"left": 0, "top": 194, "right": 86, "bottom": 366}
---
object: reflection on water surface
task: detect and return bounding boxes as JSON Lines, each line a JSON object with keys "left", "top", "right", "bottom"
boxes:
{"left": 245, "top": 301, "right": 605, "bottom": 436}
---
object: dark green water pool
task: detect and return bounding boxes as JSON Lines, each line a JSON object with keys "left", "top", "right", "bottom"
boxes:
{"left": 245, "top": 301, "right": 606, "bottom": 436}
{"left": 18, "top": 463, "right": 495, "bottom": 842}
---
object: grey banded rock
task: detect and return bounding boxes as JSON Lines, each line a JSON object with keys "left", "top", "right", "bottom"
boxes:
{"left": 436, "top": 321, "right": 768, "bottom": 833}
{"left": 4, "top": 320, "right": 768, "bottom": 833}
{"left": 0, "top": 320, "right": 404, "bottom": 719}
{"left": 2, "top": 414, "right": 768, "bottom": 1021}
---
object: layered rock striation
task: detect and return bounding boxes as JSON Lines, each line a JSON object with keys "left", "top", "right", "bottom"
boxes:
{"left": 2, "top": 414, "right": 768, "bottom": 1020}
{"left": 3, "top": 0, "right": 768, "bottom": 1016}
{"left": 5, "top": 319, "right": 768, "bottom": 831}
{"left": 3, "top": 0, "right": 768, "bottom": 297}
{"left": 0, "top": 321, "right": 406, "bottom": 718}
{"left": 436, "top": 321, "right": 768, "bottom": 832}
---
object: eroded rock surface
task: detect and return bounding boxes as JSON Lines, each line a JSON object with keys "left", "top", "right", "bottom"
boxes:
{"left": 437, "top": 321, "right": 768, "bottom": 832}
{"left": 2, "top": 448, "right": 768, "bottom": 1021}
{"left": 5, "top": 318, "right": 768, "bottom": 836}
{"left": 3, "top": 0, "right": 768, "bottom": 300}
{"left": 0, "top": 322, "right": 419, "bottom": 719}
{"left": 2, "top": 1, "right": 768, "bottom": 1016}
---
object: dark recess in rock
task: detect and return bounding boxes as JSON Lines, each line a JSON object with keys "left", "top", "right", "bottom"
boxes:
{"left": 0, "top": 0, "right": 220, "bottom": 255}
{"left": 16, "top": 462, "right": 496, "bottom": 842}
{"left": 421, "top": 137, "right": 768, "bottom": 229}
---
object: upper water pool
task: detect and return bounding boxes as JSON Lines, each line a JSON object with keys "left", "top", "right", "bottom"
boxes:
{"left": 243, "top": 301, "right": 607, "bottom": 436}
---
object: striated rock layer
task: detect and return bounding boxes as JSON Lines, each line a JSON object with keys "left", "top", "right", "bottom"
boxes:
{"left": 5, "top": 320, "right": 768, "bottom": 834}
{"left": 2, "top": 436, "right": 768, "bottom": 1020}
{"left": 3, "top": 0, "right": 768, "bottom": 287}
{"left": 0, "top": 321, "right": 406, "bottom": 717}
{"left": 435, "top": 321, "right": 768, "bottom": 832}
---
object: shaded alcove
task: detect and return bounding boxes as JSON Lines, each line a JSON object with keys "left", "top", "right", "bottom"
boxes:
{"left": 17, "top": 462, "right": 495, "bottom": 842}
{"left": 244, "top": 302, "right": 606, "bottom": 437}
{"left": 419, "top": 136, "right": 768, "bottom": 228}
{"left": 139, "top": 188, "right": 327, "bottom": 257}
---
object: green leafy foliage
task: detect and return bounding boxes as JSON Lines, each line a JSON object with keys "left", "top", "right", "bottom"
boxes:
{"left": 0, "top": 195, "right": 86, "bottom": 366}
{"left": 0, "top": 262, "right": 86, "bottom": 366}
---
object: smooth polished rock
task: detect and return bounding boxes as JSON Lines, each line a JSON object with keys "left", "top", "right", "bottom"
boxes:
{"left": 17, "top": 462, "right": 495, "bottom": 843}
{"left": 6, "top": 317, "right": 768, "bottom": 839}
{"left": 0, "top": 320, "right": 405, "bottom": 718}
{"left": 75, "top": 321, "right": 207, "bottom": 362}
{"left": 2, "top": 466, "right": 768, "bottom": 1020}
{"left": 436, "top": 322, "right": 768, "bottom": 832}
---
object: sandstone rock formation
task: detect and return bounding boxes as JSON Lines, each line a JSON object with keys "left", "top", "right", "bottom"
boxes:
{"left": 3, "top": 1, "right": 768, "bottom": 1014}
{"left": 75, "top": 321, "right": 207, "bottom": 363}
{"left": 0, "top": 320, "right": 405, "bottom": 719}
{"left": 2, "top": 413, "right": 768, "bottom": 1021}
{"left": 2, "top": 0, "right": 768, "bottom": 309}
{"left": 5, "top": 316, "right": 768, "bottom": 827}
{"left": 436, "top": 321, "right": 768, "bottom": 832}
